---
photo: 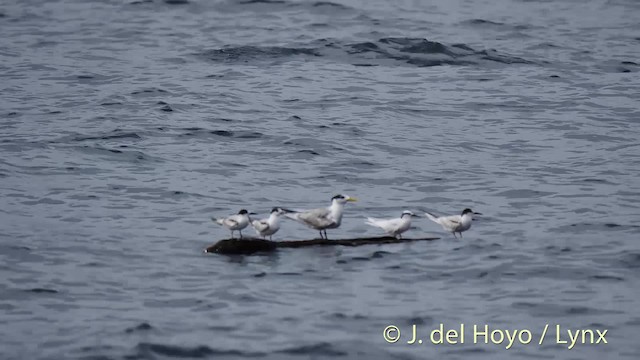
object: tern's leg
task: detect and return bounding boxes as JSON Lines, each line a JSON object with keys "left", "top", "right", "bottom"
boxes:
{"left": 399, "top": 233, "right": 403, "bottom": 239}
{"left": 323, "top": 230, "right": 328, "bottom": 240}
{"left": 239, "top": 229, "right": 243, "bottom": 239}
{"left": 269, "top": 235, "right": 272, "bottom": 241}
{"left": 230, "top": 230, "right": 235, "bottom": 239}
{"left": 318, "top": 231, "right": 324, "bottom": 240}
{"left": 452, "top": 232, "right": 458, "bottom": 239}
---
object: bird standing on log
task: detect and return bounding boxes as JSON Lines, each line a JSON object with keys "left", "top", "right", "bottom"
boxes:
{"left": 212, "top": 209, "right": 255, "bottom": 239}
{"left": 251, "top": 207, "right": 286, "bottom": 240}
{"left": 283, "top": 194, "right": 357, "bottom": 240}
{"left": 424, "top": 208, "right": 481, "bottom": 238}
{"left": 365, "top": 210, "right": 419, "bottom": 239}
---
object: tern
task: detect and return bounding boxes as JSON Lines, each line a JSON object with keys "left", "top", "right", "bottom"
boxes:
{"left": 424, "top": 208, "right": 481, "bottom": 238}
{"left": 251, "top": 207, "right": 286, "bottom": 240}
{"left": 365, "top": 210, "right": 419, "bottom": 239}
{"left": 283, "top": 194, "right": 357, "bottom": 239}
{"left": 212, "top": 209, "right": 255, "bottom": 239}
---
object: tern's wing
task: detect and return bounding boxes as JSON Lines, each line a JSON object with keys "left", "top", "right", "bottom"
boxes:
{"left": 252, "top": 219, "right": 269, "bottom": 233}
{"left": 295, "top": 207, "right": 335, "bottom": 229}
{"left": 223, "top": 217, "right": 239, "bottom": 228}
{"left": 366, "top": 217, "right": 403, "bottom": 232}
{"left": 213, "top": 215, "right": 238, "bottom": 227}
{"left": 437, "top": 215, "right": 461, "bottom": 230}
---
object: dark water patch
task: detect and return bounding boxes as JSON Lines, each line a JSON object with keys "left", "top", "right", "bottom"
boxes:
{"left": 131, "top": 88, "right": 168, "bottom": 95}
{"left": 160, "top": 104, "right": 173, "bottom": 112}
{"left": 219, "top": 161, "right": 248, "bottom": 168}
{"left": 100, "top": 101, "right": 122, "bottom": 106}
{"left": 591, "top": 274, "right": 624, "bottom": 281}
{"left": 26, "top": 288, "right": 58, "bottom": 294}
{"left": 462, "top": 19, "right": 505, "bottom": 27}
{"left": 180, "top": 128, "right": 263, "bottom": 139}
{"left": 277, "top": 272, "right": 302, "bottom": 276}
{"left": 330, "top": 312, "right": 368, "bottom": 320}
{"left": 235, "top": 132, "right": 263, "bottom": 139}
{"left": 200, "top": 37, "right": 529, "bottom": 67}
{"left": 551, "top": 222, "right": 639, "bottom": 234}
{"left": 254, "top": 272, "right": 267, "bottom": 277}
{"left": 312, "top": 1, "right": 351, "bottom": 10}
{"left": 71, "top": 131, "right": 142, "bottom": 142}
{"left": 133, "top": 342, "right": 263, "bottom": 358}
{"left": 165, "top": 0, "right": 189, "bottom": 4}
{"left": 78, "top": 145, "right": 153, "bottom": 162}
{"left": 371, "top": 251, "right": 390, "bottom": 258}
{"left": 21, "top": 197, "right": 65, "bottom": 205}
{"left": 511, "top": 302, "right": 615, "bottom": 317}
{"left": 277, "top": 342, "right": 347, "bottom": 356}
{"left": 582, "top": 178, "right": 614, "bottom": 184}
{"left": 211, "top": 130, "right": 234, "bottom": 137}
{"left": 565, "top": 133, "right": 627, "bottom": 143}
{"left": 620, "top": 253, "right": 640, "bottom": 268}
{"left": 125, "top": 323, "right": 153, "bottom": 333}
{"left": 297, "top": 149, "right": 320, "bottom": 156}
{"left": 461, "top": 18, "right": 531, "bottom": 31}
{"left": 203, "top": 46, "right": 317, "bottom": 62}
{"left": 349, "top": 256, "right": 370, "bottom": 261}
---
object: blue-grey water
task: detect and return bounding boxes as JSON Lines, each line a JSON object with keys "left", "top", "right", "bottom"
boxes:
{"left": 1, "top": 0, "right": 640, "bottom": 359}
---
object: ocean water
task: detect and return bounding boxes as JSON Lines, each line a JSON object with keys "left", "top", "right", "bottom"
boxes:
{"left": 1, "top": 0, "right": 640, "bottom": 359}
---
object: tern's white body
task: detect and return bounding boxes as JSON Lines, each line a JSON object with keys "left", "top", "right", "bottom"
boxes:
{"left": 251, "top": 209, "right": 284, "bottom": 240}
{"left": 365, "top": 211, "right": 415, "bottom": 238}
{"left": 212, "top": 211, "right": 252, "bottom": 239}
{"left": 284, "top": 194, "right": 356, "bottom": 239}
{"left": 425, "top": 210, "right": 475, "bottom": 238}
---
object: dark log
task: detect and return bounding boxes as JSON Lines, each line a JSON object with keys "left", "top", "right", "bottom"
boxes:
{"left": 204, "top": 236, "right": 440, "bottom": 255}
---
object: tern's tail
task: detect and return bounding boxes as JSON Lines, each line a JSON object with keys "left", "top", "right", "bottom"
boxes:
{"left": 211, "top": 217, "right": 224, "bottom": 226}
{"left": 425, "top": 212, "right": 439, "bottom": 223}
{"left": 364, "top": 217, "right": 379, "bottom": 227}
{"left": 284, "top": 212, "right": 300, "bottom": 221}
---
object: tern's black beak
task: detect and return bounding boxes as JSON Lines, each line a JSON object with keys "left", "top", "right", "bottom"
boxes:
{"left": 474, "top": 212, "right": 482, "bottom": 215}
{"left": 249, "top": 212, "right": 257, "bottom": 215}
{"left": 411, "top": 214, "right": 420, "bottom": 218}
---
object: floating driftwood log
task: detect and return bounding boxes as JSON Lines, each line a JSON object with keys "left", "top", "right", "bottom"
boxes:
{"left": 204, "top": 236, "right": 440, "bottom": 255}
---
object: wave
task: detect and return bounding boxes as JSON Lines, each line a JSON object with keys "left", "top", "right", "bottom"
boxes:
{"left": 200, "top": 37, "right": 529, "bottom": 67}
{"left": 133, "top": 342, "right": 265, "bottom": 358}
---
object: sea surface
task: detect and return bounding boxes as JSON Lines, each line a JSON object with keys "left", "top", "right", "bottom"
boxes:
{"left": 1, "top": 0, "right": 640, "bottom": 359}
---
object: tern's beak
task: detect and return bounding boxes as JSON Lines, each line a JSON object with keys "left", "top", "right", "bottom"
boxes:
{"left": 346, "top": 196, "right": 358, "bottom": 202}
{"left": 411, "top": 214, "right": 420, "bottom": 218}
{"left": 474, "top": 212, "right": 482, "bottom": 215}
{"left": 249, "top": 212, "right": 257, "bottom": 215}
